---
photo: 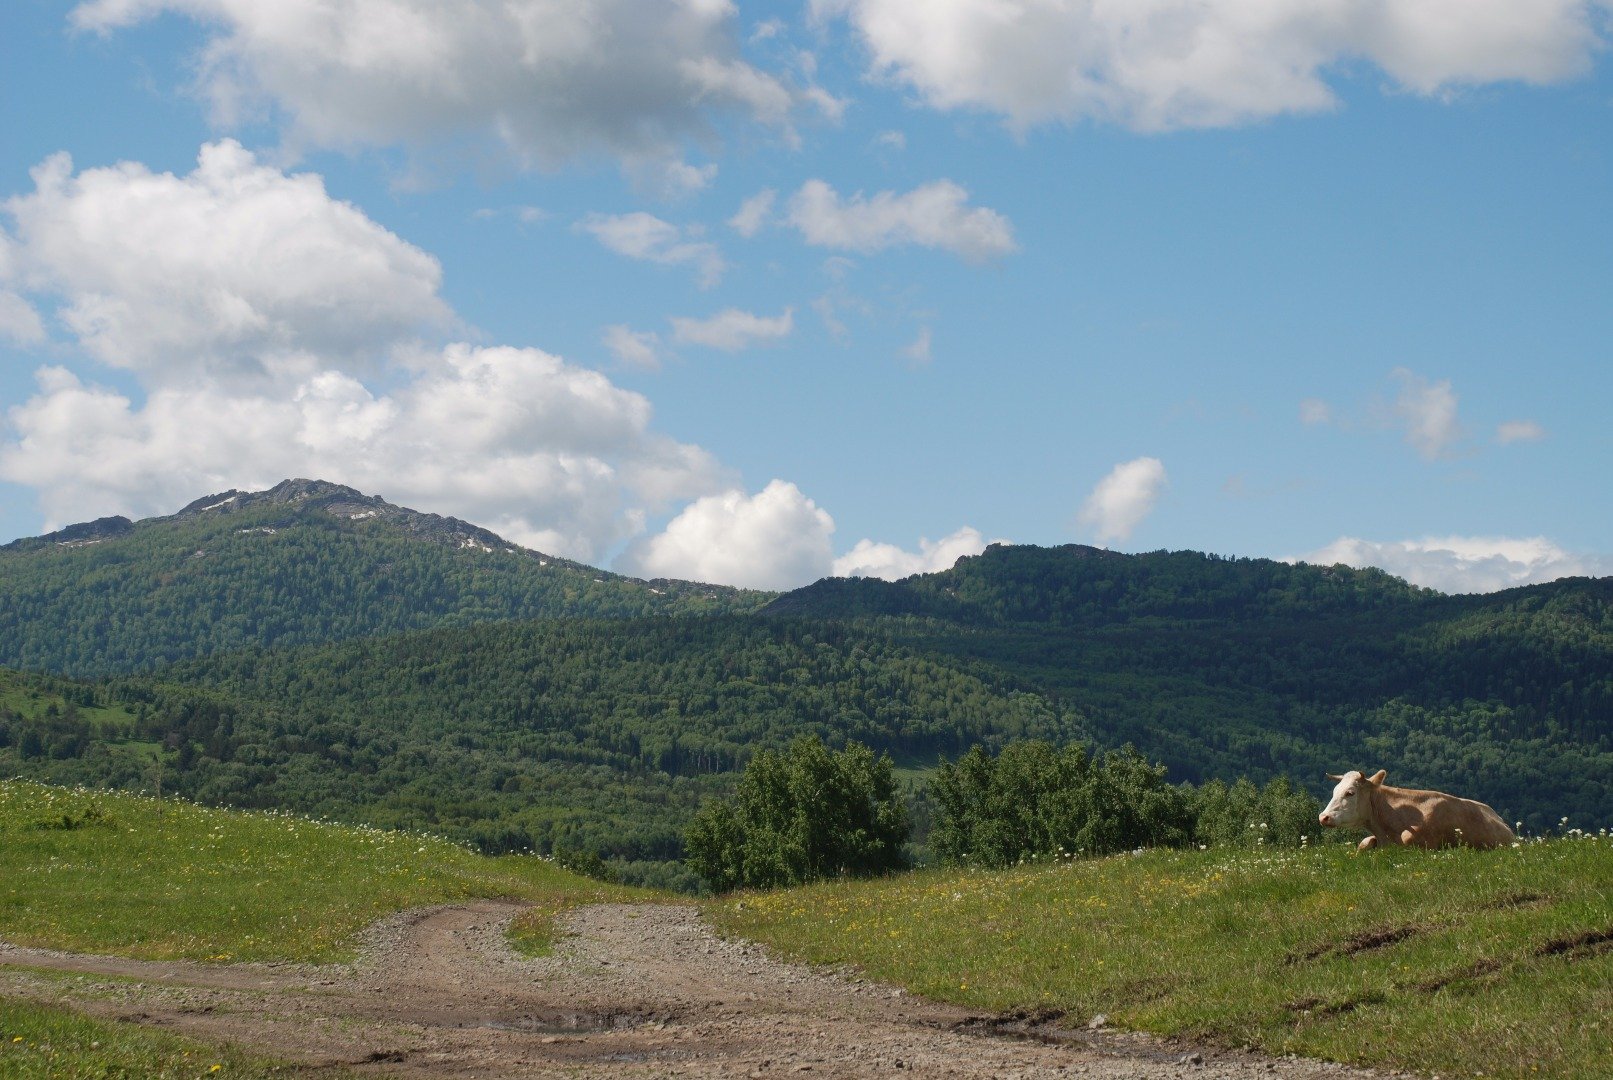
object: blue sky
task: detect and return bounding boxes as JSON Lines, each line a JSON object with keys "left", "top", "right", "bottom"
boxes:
{"left": 2, "top": 0, "right": 1609, "bottom": 592}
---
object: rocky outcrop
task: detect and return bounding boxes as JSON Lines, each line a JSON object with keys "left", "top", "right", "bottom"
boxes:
{"left": 1, "top": 515, "right": 134, "bottom": 552}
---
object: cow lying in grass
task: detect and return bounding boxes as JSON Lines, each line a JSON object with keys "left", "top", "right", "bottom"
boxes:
{"left": 1319, "top": 770, "right": 1515, "bottom": 851}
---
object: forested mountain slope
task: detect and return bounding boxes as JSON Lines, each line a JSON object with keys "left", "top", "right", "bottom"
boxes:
{"left": 4, "top": 522, "right": 1608, "bottom": 882}
{"left": 764, "top": 546, "right": 1613, "bottom": 831}
{"left": 763, "top": 543, "right": 1432, "bottom": 623}
{"left": 0, "top": 619, "right": 1086, "bottom": 888}
{"left": 0, "top": 479, "right": 764, "bottom": 675}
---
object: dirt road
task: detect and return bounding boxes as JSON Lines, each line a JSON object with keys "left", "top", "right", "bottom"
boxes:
{"left": 1, "top": 902, "right": 1391, "bottom": 1078}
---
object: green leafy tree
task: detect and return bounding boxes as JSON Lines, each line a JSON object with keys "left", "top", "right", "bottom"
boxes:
{"left": 685, "top": 737, "right": 908, "bottom": 892}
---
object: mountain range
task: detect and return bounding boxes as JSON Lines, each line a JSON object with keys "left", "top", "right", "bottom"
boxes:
{"left": 2, "top": 480, "right": 1608, "bottom": 886}
{"left": 0, "top": 478, "right": 760, "bottom": 675}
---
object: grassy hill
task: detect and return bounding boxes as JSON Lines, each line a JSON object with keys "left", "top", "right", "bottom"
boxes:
{"left": 0, "top": 779, "right": 636, "bottom": 1079}
{"left": 0, "top": 478, "right": 765, "bottom": 676}
{"left": 0, "top": 779, "right": 636, "bottom": 962}
{"left": 713, "top": 837, "right": 1613, "bottom": 1079}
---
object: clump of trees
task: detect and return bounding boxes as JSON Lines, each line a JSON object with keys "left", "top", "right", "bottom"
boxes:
{"left": 928, "top": 741, "right": 1194, "bottom": 867}
{"left": 687, "top": 737, "right": 1331, "bottom": 892}
{"left": 684, "top": 737, "right": 908, "bottom": 892}
{"left": 926, "top": 742, "right": 1327, "bottom": 870}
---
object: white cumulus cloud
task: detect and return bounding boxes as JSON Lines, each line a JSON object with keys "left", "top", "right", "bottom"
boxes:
{"left": 670, "top": 307, "right": 794, "bottom": 351}
{"left": 785, "top": 179, "right": 1017, "bottom": 261}
{"left": 578, "top": 212, "right": 724, "bottom": 288}
{"left": 832, "top": 526, "right": 988, "bottom": 580}
{"left": 3, "top": 141, "right": 447, "bottom": 384}
{"left": 617, "top": 479, "right": 836, "bottom": 589}
{"left": 1294, "top": 535, "right": 1612, "bottom": 594}
{"left": 1077, "top": 456, "right": 1168, "bottom": 546}
{"left": 1, "top": 346, "right": 727, "bottom": 561}
{"left": 72, "top": 0, "right": 800, "bottom": 172}
{"left": 817, "top": 0, "right": 1609, "bottom": 132}
{"left": 0, "top": 143, "right": 738, "bottom": 563}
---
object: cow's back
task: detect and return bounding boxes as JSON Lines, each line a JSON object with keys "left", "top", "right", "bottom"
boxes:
{"left": 1390, "top": 786, "right": 1514, "bottom": 849}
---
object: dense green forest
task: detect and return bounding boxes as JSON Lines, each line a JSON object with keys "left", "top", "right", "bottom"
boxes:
{"left": 2, "top": 489, "right": 1608, "bottom": 886}
{"left": 763, "top": 543, "right": 1432, "bottom": 623}
{"left": 2, "top": 582, "right": 1609, "bottom": 884}
{"left": 0, "top": 619, "right": 1086, "bottom": 888}
{"left": 819, "top": 547, "right": 1613, "bottom": 830}
{"left": 0, "top": 479, "right": 763, "bottom": 675}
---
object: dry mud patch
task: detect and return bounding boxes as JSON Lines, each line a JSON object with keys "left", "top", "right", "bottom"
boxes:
{"left": 3, "top": 902, "right": 1397, "bottom": 1078}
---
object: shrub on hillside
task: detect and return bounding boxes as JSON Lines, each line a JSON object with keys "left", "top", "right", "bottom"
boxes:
{"left": 928, "top": 741, "right": 1194, "bottom": 867}
{"left": 929, "top": 741, "right": 1333, "bottom": 867}
{"left": 1189, "top": 775, "right": 1325, "bottom": 848}
{"left": 685, "top": 736, "right": 908, "bottom": 892}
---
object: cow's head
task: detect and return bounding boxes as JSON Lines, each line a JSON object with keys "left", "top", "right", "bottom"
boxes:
{"left": 1319, "top": 769, "right": 1386, "bottom": 829}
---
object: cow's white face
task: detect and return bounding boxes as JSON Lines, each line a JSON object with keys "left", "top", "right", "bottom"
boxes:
{"left": 1319, "top": 771, "right": 1371, "bottom": 829}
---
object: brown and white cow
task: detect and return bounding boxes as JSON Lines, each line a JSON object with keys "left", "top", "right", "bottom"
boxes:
{"left": 1318, "top": 770, "right": 1515, "bottom": 851}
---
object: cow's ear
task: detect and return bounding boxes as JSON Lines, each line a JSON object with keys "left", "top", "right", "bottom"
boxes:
{"left": 1326, "top": 773, "right": 1343, "bottom": 781}
{"left": 1367, "top": 769, "right": 1387, "bottom": 785}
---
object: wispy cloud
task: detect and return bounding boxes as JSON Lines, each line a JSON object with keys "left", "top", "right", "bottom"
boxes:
{"left": 671, "top": 308, "right": 794, "bottom": 352}
{"left": 1496, "top": 419, "right": 1546, "bottom": 445}
{"left": 1389, "top": 368, "right": 1462, "bottom": 460}
{"left": 601, "top": 324, "right": 663, "bottom": 369}
{"left": 577, "top": 212, "right": 724, "bottom": 288}
{"left": 785, "top": 179, "right": 1017, "bottom": 261}
{"left": 1077, "top": 456, "right": 1167, "bottom": 546}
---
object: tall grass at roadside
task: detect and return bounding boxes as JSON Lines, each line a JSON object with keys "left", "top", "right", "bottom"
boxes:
{"left": 0, "top": 997, "right": 358, "bottom": 1080}
{"left": 0, "top": 780, "right": 645, "bottom": 963}
{"left": 712, "top": 839, "right": 1613, "bottom": 1079}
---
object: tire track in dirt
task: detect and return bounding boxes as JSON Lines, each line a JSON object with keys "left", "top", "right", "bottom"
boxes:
{"left": 1, "top": 902, "right": 1393, "bottom": 1078}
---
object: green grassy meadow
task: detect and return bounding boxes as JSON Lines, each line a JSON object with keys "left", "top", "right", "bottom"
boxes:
{"left": 0, "top": 996, "right": 358, "bottom": 1080}
{"left": 0, "top": 780, "right": 641, "bottom": 963}
{"left": 0, "top": 780, "right": 649, "bottom": 1078}
{"left": 712, "top": 840, "right": 1613, "bottom": 1079}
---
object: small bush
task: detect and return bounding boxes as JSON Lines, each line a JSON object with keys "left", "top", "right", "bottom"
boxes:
{"left": 34, "top": 804, "right": 118, "bottom": 831}
{"left": 552, "top": 845, "right": 621, "bottom": 884}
